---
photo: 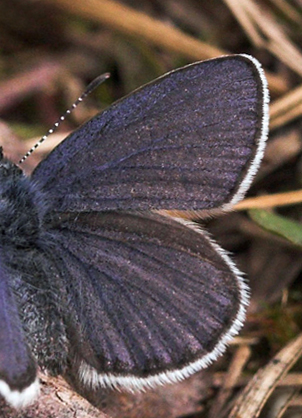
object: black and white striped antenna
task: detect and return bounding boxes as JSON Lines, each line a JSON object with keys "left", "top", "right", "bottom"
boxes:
{"left": 19, "top": 73, "right": 110, "bottom": 164}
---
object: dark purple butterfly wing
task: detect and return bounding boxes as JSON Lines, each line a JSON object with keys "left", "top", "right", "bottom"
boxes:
{"left": 0, "top": 263, "right": 38, "bottom": 408}
{"left": 0, "top": 55, "right": 269, "bottom": 406}
{"left": 31, "top": 55, "right": 268, "bottom": 213}
{"left": 48, "top": 211, "right": 247, "bottom": 390}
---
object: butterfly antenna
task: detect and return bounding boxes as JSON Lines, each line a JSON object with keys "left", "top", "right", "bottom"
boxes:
{"left": 19, "top": 73, "right": 110, "bottom": 164}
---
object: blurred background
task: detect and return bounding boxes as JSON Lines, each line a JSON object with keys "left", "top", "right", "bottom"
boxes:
{"left": 1, "top": 1, "right": 302, "bottom": 417}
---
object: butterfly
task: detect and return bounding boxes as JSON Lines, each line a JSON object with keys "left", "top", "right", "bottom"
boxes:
{"left": 0, "top": 54, "right": 269, "bottom": 408}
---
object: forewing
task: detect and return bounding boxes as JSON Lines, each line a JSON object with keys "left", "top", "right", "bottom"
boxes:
{"left": 0, "top": 263, "right": 39, "bottom": 408}
{"left": 32, "top": 55, "right": 268, "bottom": 213}
{"left": 49, "top": 211, "right": 248, "bottom": 390}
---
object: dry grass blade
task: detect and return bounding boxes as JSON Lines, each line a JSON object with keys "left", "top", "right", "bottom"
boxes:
{"left": 274, "top": 390, "right": 300, "bottom": 418}
{"left": 209, "top": 345, "right": 251, "bottom": 418}
{"left": 271, "top": 85, "right": 302, "bottom": 117}
{"left": 44, "top": 0, "right": 284, "bottom": 94}
{"left": 281, "top": 374, "right": 302, "bottom": 387}
{"left": 228, "top": 333, "right": 302, "bottom": 418}
{"left": 270, "top": 84, "right": 302, "bottom": 130}
{"left": 223, "top": 0, "right": 302, "bottom": 77}
{"left": 234, "top": 190, "right": 302, "bottom": 210}
{"left": 257, "top": 131, "right": 302, "bottom": 179}
{"left": 213, "top": 372, "right": 302, "bottom": 389}
{"left": 45, "top": 0, "right": 225, "bottom": 60}
{"left": 159, "top": 189, "right": 302, "bottom": 219}
{"left": 271, "top": 102, "right": 302, "bottom": 130}
{"left": 290, "top": 394, "right": 302, "bottom": 408}
{"left": 223, "top": 0, "right": 264, "bottom": 46}
{"left": 0, "top": 62, "right": 61, "bottom": 113}
{"left": 269, "top": 0, "right": 302, "bottom": 23}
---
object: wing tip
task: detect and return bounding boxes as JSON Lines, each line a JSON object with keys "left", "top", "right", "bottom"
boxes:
{"left": 224, "top": 54, "right": 270, "bottom": 210}
{"left": 0, "top": 377, "right": 40, "bottom": 409}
